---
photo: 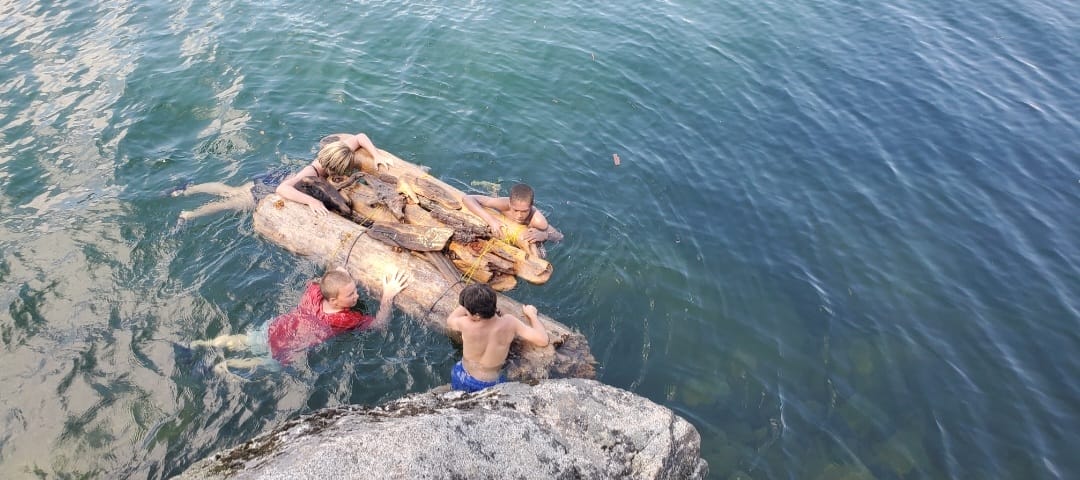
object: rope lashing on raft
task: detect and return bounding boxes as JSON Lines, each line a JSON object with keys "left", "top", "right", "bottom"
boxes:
{"left": 331, "top": 228, "right": 367, "bottom": 268}
{"left": 461, "top": 239, "right": 496, "bottom": 283}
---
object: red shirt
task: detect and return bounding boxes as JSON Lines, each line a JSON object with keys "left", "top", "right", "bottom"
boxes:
{"left": 267, "top": 282, "right": 373, "bottom": 363}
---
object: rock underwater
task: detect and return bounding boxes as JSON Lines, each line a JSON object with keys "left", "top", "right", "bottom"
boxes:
{"left": 175, "top": 379, "right": 708, "bottom": 479}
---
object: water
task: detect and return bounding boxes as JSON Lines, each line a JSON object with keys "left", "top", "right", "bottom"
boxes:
{"left": 1, "top": 0, "right": 1078, "bottom": 478}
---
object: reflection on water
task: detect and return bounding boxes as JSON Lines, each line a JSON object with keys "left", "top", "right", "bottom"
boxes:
{"left": 2, "top": 0, "right": 1080, "bottom": 478}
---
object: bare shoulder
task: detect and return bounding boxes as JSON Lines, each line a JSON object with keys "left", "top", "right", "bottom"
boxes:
{"left": 529, "top": 209, "right": 552, "bottom": 230}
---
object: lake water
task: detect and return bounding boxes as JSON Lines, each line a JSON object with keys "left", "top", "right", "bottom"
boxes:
{"left": 1, "top": 0, "right": 1078, "bottom": 478}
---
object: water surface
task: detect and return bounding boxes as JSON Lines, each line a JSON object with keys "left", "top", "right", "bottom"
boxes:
{"left": 1, "top": 0, "right": 1078, "bottom": 478}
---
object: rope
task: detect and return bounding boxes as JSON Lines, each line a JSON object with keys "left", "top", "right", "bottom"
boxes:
{"left": 422, "top": 278, "right": 465, "bottom": 321}
{"left": 460, "top": 239, "right": 496, "bottom": 283}
{"left": 330, "top": 228, "right": 367, "bottom": 268}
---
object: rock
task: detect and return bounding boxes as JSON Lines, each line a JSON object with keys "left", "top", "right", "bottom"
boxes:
{"left": 176, "top": 379, "right": 708, "bottom": 480}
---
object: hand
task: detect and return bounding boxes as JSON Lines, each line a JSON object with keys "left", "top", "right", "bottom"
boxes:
{"left": 521, "top": 228, "right": 547, "bottom": 244}
{"left": 374, "top": 152, "right": 394, "bottom": 170}
{"left": 522, "top": 305, "right": 538, "bottom": 318}
{"left": 488, "top": 220, "right": 505, "bottom": 239}
{"left": 307, "top": 200, "right": 329, "bottom": 216}
{"left": 381, "top": 268, "right": 410, "bottom": 299}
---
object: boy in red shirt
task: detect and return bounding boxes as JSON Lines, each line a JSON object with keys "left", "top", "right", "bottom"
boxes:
{"left": 191, "top": 266, "right": 409, "bottom": 374}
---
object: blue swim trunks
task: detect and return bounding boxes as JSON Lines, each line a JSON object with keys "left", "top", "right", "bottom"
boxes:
{"left": 451, "top": 361, "right": 506, "bottom": 393}
{"left": 251, "top": 167, "right": 292, "bottom": 203}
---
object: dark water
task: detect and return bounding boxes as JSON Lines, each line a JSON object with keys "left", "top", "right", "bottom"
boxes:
{"left": 2, "top": 0, "right": 1078, "bottom": 478}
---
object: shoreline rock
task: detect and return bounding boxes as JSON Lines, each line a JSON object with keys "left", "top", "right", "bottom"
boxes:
{"left": 176, "top": 379, "right": 708, "bottom": 479}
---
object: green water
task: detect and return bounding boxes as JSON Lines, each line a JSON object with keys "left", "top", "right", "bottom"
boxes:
{"left": 2, "top": 1, "right": 1079, "bottom": 478}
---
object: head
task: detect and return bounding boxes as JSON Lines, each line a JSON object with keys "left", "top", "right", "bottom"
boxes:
{"left": 459, "top": 283, "right": 497, "bottom": 319}
{"left": 316, "top": 140, "right": 359, "bottom": 177}
{"left": 507, "top": 183, "right": 535, "bottom": 224}
{"left": 321, "top": 269, "right": 359, "bottom": 309}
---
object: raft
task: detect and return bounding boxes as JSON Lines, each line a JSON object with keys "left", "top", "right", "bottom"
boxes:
{"left": 252, "top": 146, "right": 595, "bottom": 381}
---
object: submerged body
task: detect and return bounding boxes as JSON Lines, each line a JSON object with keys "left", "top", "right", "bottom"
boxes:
{"left": 445, "top": 284, "right": 549, "bottom": 392}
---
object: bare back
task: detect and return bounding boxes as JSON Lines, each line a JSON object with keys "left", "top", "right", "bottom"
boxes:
{"left": 450, "top": 313, "right": 519, "bottom": 382}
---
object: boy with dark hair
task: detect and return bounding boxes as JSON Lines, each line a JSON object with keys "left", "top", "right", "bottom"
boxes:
{"left": 445, "top": 283, "right": 549, "bottom": 392}
{"left": 462, "top": 182, "right": 563, "bottom": 258}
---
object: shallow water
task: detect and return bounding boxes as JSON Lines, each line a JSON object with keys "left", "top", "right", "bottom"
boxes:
{"left": 1, "top": 0, "right": 1078, "bottom": 478}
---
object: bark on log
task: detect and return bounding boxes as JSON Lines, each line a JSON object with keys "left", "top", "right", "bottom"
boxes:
{"left": 367, "top": 222, "right": 453, "bottom": 252}
{"left": 337, "top": 147, "right": 553, "bottom": 286}
{"left": 253, "top": 195, "right": 595, "bottom": 381}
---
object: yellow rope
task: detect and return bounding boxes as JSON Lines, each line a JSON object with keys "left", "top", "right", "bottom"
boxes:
{"left": 461, "top": 239, "right": 496, "bottom": 284}
{"left": 501, "top": 223, "right": 526, "bottom": 246}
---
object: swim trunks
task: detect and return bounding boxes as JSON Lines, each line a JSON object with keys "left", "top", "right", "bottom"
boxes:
{"left": 250, "top": 167, "right": 292, "bottom": 203}
{"left": 450, "top": 361, "right": 506, "bottom": 393}
{"left": 244, "top": 321, "right": 272, "bottom": 357}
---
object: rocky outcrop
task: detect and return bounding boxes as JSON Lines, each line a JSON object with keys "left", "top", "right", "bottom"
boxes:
{"left": 176, "top": 379, "right": 708, "bottom": 479}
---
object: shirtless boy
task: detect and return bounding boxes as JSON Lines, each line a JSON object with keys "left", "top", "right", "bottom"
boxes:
{"left": 445, "top": 283, "right": 549, "bottom": 392}
{"left": 461, "top": 183, "right": 563, "bottom": 258}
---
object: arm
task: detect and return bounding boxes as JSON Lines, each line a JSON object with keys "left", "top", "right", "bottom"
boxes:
{"left": 513, "top": 305, "right": 550, "bottom": 347}
{"left": 275, "top": 161, "right": 330, "bottom": 216}
{"left": 521, "top": 211, "right": 563, "bottom": 243}
{"left": 343, "top": 132, "right": 392, "bottom": 170}
{"left": 462, "top": 195, "right": 510, "bottom": 237}
{"left": 445, "top": 305, "right": 471, "bottom": 332}
{"left": 369, "top": 269, "right": 410, "bottom": 330}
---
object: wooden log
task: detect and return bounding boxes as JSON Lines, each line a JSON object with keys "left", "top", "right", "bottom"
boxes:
{"left": 451, "top": 258, "right": 493, "bottom": 283}
{"left": 410, "top": 174, "right": 462, "bottom": 210}
{"left": 359, "top": 172, "right": 407, "bottom": 222}
{"left": 419, "top": 198, "right": 489, "bottom": 243}
{"left": 253, "top": 194, "right": 595, "bottom": 381}
{"left": 295, "top": 176, "right": 356, "bottom": 221}
{"left": 448, "top": 241, "right": 516, "bottom": 275}
{"left": 343, "top": 182, "right": 400, "bottom": 224}
{"left": 332, "top": 140, "right": 553, "bottom": 284}
{"left": 488, "top": 274, "right": 518, "bottom": 292}
{"left": 366, "top": 222, "right": 453, "bottom": 252}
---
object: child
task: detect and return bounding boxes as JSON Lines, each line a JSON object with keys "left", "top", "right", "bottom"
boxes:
{"left": 445, "top": 283, "right": 549, "bottom": 392}
{"left": 462, "top": 183, "right": 563, "bottom": 258}
{"left": 275, "top": 132, "right": 393, "bottom": 217}
{"left": 174, "top": 132, "right": 392, "bottom": 220}
{"left": 191, "top": 266, "right": 409, "bottom": 373}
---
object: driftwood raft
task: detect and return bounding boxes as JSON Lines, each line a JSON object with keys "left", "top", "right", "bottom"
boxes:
{"left": 252, "top": 147, "right": 595, "bottom": 381}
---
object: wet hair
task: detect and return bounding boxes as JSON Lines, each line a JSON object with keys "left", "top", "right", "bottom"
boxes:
{"left": 316, "top": 141, "right": 356, "bottom": 177}
{"left": 509, "top": 183, "right": 534, "bottom": 205}
{"left": 320, "top": 269, "right": 354, "bottom": 300}
{"left": 459, "top": 283, "right": 497, "bottom": 319}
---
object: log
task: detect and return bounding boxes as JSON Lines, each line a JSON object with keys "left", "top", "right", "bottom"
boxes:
{"left": 295, "top": 176, "right": 356, "bottom": 221}
{"left": 324, "top": 138, "right": 554, "bottom": 285}
{"left": 253, "top": 194, "right": 595, "bottom": 381}
{"left": 367, "top": 222, "right": 453, "bottom": 252}
{"left": 410, "top": 174, "right": 462, "bottom": 210}
{"left": 359, "top": 172, "right": 407, "bottom": 222}
{"left": 343, "top": 182, "right": 400, "bottom": 224}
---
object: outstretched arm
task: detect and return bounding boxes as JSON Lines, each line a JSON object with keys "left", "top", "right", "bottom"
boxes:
{"left": 514, "top": 305, "right": 550, "bottom": 347}
{"left": 275, "top": 161, "right": 330, "bottom": 216}
{"left": 343, "top": 133, "right": 392, "bottom": 170}
{"left": 462, "top": 195, "right": 510, "bottom": 237}
{"left": 370, "top": 269, "right": 410, "bottom": 330}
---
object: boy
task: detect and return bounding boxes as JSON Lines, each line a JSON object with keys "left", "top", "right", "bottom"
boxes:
{"left": 275, "top": 132, "right": 393, "bottom": 217}
{"left": 174, "top": 132, "right": 392, "bottom": 220}
{"left": 462, "top": 183, "right": 563, "bottom": 258}
{"left": 191, "top": 266, "right": 409, "bottom": 373}
{"left": 445, "top": 283, "right": 549, "bottom": 392}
